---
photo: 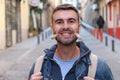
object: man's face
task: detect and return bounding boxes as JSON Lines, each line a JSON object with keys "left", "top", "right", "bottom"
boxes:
{"left": 51, "top": 10, "right": 81, "bottom": 46}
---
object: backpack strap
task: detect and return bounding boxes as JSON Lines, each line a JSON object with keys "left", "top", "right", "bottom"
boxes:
{"left": 34, "top": 53, "right": 98, "bottom": 79}
{"left": 34, "top": 54, "right": 52, "bottom": 79}
{"left": 34, "top": 54, "right": 45, "bottom": 73}
{"left": 88, "top": 53, "right": 98, "bottom": 78}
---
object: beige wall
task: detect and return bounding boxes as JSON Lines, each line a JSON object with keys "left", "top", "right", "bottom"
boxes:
{"left": 54, "top": 0, "right": 61, "bottom": 6}
{"left": 107, "top": 1, "right": 118, "bottom": 28}
{"left": 0, "top": 0, "right": 30, "bottom": 49}
{"left": 42, "top": 0, "right": 61, "bottom": 29}
{"left": 99, "top": 0, "right": 106, "bottom": 20}
{"left": 49, "top": 0, "right": 61, "bottom": 21}
{"left": 79, "top": 0, "right": 89, "bottom": 20}
{"left": 42, "top": 10, "right": 49, "bottom": 29}
{"left": 0, "top": 0, "right": 6, "bottom": 49}
{"left": 21, "top": 0, "right": 30, "bottom": 40}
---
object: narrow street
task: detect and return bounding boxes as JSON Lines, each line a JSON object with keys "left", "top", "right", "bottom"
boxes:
{"left": 0, "top": 0, "right": 120, "bottom": 80}
{"left": 0, "top": 28, "right": 120, "bottom": 80}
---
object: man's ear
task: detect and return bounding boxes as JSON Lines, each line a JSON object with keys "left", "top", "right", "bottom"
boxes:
{"left": 78, "top": 23, "right": 81, "bottom": 33}
{"left": 50, "top": 24, "right": 54, "bottom": 34}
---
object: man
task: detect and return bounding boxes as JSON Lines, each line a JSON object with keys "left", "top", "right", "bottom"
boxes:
{"left": 28, "top": 4, "right": 114, "bottom": 80}
{"left": 96, "top": 14, "right": 105, "bottom": 42}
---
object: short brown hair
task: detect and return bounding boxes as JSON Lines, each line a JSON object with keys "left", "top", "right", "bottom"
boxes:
{"left": 51, "top": 4, "right": 79, "bottom": 22}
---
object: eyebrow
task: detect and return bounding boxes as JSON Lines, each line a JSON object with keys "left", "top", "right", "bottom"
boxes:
{"left": 55, "top": 19, "right": 63, "bottom": 23}
{"left": 55, "top": 18, "right": 77, "bottom": 23}
{"left": 68, "top": 18, "right": 76, "bottom": 21}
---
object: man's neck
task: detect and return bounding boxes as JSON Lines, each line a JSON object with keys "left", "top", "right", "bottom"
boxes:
{"left": 55, "top": 43, "right": 80, "bottom": 60}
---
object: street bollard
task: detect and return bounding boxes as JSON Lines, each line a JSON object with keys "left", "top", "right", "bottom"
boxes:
{"left": 37, "top": 34, "right": 40, "bottom": 44}
{"left": 45, "top": 32, "right": 47, "bottom": 39}
{"left": 105, "top": 36, "right": 108, "bottom": 46}
{"left": 112, "top": 39, "right": 115, "bottom": 52}
{"left": 47, "top": 31, "right": 49, "bottom": 37}
{"left": 42, "top": 32, "right": 44, "bottom": 41}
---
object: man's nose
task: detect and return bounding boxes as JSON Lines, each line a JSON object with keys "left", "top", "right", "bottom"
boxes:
{"left": 63, "top": 22, "right": 69, "bottom": 29}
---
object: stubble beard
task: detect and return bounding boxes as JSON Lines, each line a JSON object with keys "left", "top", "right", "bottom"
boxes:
{"left": 54, "top": 28, "right": 78, "bottom": 46}
{"left": 56, "top": 36, "right": 77, "bottom": 46}
{"left": 56, "top": 31, "right": 77, "bottom": 46}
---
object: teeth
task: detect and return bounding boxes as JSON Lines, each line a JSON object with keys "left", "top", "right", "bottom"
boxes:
{"left": 51, "top": 33, "right": 80, "bottom": 39}
{"left": 63, "top": 33, "right": 69, "bottom": 36}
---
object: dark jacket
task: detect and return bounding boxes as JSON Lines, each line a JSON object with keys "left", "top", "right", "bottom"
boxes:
{"left": 97, "top": 15, "right": 105, "bottom": 29}
{"left": 28, "top": 41, "right": 114, "bottom": 80}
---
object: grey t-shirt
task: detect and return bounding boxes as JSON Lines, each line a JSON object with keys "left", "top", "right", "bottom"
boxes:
{"left": 53, "top": 54, "right": 80, "bottom": 80}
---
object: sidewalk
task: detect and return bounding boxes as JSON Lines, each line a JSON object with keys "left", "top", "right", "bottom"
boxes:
{"left": 103, "top": 33, "right": 120, "bottom": 54}
{"left": 81, "top": 20, "right": 120, "bottom": 53}
{"left": 80, "top": 28, "right": 120, "bottom": 80}
{"left": 0, "top": 36, "right": 39, "bottom": 80}
{"left": 0, "top": 28, "right": 120, "bottom": 80}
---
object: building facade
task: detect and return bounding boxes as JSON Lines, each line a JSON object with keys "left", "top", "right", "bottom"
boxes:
{"left": 0, "top": 0, "right": 6, "bottom": 49}
{"left": 92, "top": 0, "right": 120, "bottom": 40}
{"left": 0, "top": 0, "right": 30, "bottom": 49}
{"left": 82, "top": 0, "right": 120, "bottom": 40}
{"left": 77, "top": 0, "right": 88, "bottom": 20}
{"left": 41, "top": 0, "right": 61, "bottom": 30}
{"left": 106, "top": 0, "right": 120, "bottom": 39}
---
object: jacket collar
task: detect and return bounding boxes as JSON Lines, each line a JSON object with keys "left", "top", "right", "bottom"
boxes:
{"left": 44, "top": 41, "right": 91, "bottom": 65}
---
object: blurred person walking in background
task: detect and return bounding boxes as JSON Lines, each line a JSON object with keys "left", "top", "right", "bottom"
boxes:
{"left": 96, "top": 13, "right": 105, "bottom": 42}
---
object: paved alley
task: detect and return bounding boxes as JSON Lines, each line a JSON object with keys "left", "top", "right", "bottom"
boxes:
{"left": 0, "top": 28, "right": 120, "bottom": 80}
